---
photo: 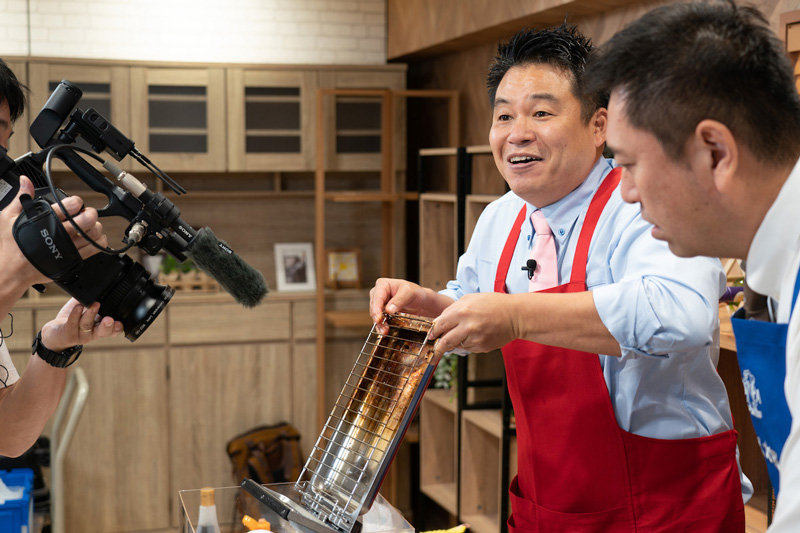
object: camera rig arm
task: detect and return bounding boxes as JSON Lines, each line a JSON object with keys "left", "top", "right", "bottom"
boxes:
{"left": 27, "top": 80, "right": 197, "bottom": 261}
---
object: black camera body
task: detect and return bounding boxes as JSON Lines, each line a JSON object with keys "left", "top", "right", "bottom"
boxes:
{"left": 1, "top": 80, "right": 210, "bottom": 340}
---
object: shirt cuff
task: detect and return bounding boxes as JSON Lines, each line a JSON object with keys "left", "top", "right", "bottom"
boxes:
{"left": 592, "top": 280, "right": 667, "bottom": 359}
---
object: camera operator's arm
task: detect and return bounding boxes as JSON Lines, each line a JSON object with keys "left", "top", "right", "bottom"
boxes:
{"left": 0, "top": 175, "right": 108, "bottom": 318}
{"left": 0, "top": 175, "right": 119, "bottom": 457}
{"left": 0, "top": 299, "right": 122, "bottom": 457}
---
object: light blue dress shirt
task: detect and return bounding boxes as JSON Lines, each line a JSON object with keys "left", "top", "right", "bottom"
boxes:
{"left": 441, "top": 157, "right": 735, "bottom": 441}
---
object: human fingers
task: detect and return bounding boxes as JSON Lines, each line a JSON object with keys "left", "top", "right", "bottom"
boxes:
{"left": 87, "top": 315, "right": 124, "bottom": 340}
{"left": 370, "top": 278, "right": 412, "bottom": 334}
{"left": 369, "top": 279, "right": 393, "bottom": 324}
{"left": 78, "top": 302, "right": 101, "bottom": 335}
{"left": 59, "top": 205, "right": 98, "bottom": 234}
{"left": 51, "top": 195, "right": 84, "bottom": 219}
{"left": 433, "top": 333, "right": 463, "bottom": 358}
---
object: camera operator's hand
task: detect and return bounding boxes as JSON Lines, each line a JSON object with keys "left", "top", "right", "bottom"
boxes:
{"left": 0, "top": 175, "right": 109, "bottom": 295}
{"left": 41, "top": 299, "right": 124, "bottom": 352}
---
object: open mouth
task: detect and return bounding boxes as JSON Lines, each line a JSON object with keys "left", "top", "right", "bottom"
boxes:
{"left": 509, "top": 155, "right": 543, "bottom": 164}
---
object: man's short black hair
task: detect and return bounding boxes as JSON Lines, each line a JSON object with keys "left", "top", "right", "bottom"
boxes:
{"left": 487, "top": 24, "right": 605, "bottom": 124}
{"left": 0, "top": 58, "right": 27, "bottom": 122}
{"left": 586, "top": 1, "right": 800, "bottom": 166}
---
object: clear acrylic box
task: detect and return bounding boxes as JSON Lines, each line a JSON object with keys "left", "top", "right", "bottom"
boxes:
{"left": 179, "top": 483, "right": 414, "bottom": 533}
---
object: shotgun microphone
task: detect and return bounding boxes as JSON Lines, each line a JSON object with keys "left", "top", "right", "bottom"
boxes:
{"left": 184, "top": 227, "right": 268, "bottom": 308}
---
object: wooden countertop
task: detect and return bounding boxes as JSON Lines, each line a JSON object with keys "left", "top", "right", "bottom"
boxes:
{"left": 719, "top": 304, "right": 737, "bottom": 352}
{"left": 12, "top": 287, "right": 317, "bottom": 310}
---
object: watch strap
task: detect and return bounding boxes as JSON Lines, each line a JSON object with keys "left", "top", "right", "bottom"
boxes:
{"left": 32, "top": 330, "right": 83, "bottom": 368}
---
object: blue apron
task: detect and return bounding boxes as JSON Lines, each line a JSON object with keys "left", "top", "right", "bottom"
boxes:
{"left": 731, "top": 269, "right": 800, "bottom": 494}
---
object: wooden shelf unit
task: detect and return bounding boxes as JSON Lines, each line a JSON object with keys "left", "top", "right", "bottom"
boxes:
{"left": 461, "top": 409, "right": 518, "bottom": 533}
{"left": 420, "top": 389, "right": 459, "bottom": 515}
{"left": 314, "top": 88, "right": 460, "bottom": 426}
{"left": 419, "top": 193, "right": 457, "bottom": 292}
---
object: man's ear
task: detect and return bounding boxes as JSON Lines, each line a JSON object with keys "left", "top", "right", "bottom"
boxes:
{"left": 591, "top": 108, "right": 608, "bottom": 148}
{"left": 693, "top": 119, "right": 738, "bottom": 192}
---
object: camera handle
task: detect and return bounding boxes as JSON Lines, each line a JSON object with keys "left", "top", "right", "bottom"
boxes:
{"left": 42, "top": 145, "right": 195, "bottom": 261}
{"left": 12, "top": 193, "right": 83, "bottom": 283}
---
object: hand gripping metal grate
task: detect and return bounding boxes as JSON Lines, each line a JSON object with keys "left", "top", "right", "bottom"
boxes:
{"left": 295, "top": 312, "right": 440, "bottom": 531}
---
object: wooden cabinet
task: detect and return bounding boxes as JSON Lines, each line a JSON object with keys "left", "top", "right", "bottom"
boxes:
{"left": 318, "top": 70, "right": 406, "bottom": 171}
{"left": 420, "top": 389, "right": 458, "bottom": 515}
{"left": 130, "top": 67, "right": 226, "bottom": 172}
{"left": 460, "top": 410, "right": 517, "bottom": 533}
{"left": 168, "top": 341, "right": 293, "bottom": 524}
{"left": 313, "top": 88, "right": 458, "bottom": 424}
{"left": 226, "top": 68, "right": 318, "bottom": 171}
{"left": 419, "top": 193, "right": 457, "bottom": 291}
{"left": 9, "top": 293, "right": 324, "bottom": 532}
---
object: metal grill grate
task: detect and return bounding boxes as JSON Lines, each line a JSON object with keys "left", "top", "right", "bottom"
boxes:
{"left": 296, "top": 313, "right": 439, "bottom": 531}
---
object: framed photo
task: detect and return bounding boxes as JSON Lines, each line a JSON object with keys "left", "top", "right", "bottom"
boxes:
{"left": 326, "top": 248, "right": 361, "bottom": 289}
{"left": 274, "top": 243, "right": 316, "bottom": 292}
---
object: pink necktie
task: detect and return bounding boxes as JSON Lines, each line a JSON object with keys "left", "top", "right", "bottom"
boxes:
{"left": 529, "top": 210, "right": 558, "bottom": 292}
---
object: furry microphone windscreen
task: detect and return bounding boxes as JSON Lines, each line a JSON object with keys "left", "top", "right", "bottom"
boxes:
{"left": 186, "top": 227, "right": 268, "bottom": 307}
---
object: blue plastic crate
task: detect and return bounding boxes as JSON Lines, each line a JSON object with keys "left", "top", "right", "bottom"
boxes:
{"left": 0, "top": 468, "right": 33, "bottom": 533}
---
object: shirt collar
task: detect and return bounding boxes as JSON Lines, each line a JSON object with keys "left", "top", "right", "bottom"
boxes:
{"left": 746, "top": 156, "right": 800, "bottom": 300}
{"left": 527, "top": 157, "right": 615, "bottom": 247}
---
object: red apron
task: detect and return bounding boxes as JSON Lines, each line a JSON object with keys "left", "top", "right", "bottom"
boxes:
{"left": 495, "top": 168, "right": 744, "bottom": 532}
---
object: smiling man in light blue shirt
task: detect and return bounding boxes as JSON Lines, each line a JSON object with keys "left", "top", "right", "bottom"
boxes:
{"left": 369, "top": 23, "right": 750, "bottom": 530}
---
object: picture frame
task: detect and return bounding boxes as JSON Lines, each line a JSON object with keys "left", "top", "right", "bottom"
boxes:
{"left": 326, "top": 248, "right": 362, "bottom": 289}
{"left": 274, "top": 242, "right": 316, "bottom": 292}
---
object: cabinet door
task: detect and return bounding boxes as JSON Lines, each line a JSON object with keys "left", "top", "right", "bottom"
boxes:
{"left": 27, "top": 62, "right": 132, "bottom": 169}
{"left": 63, "top": 347, "right": 171, "bottom": 532}
{"left": 227, "top": 69, "right": 317, "bottom": 171}
{"left": 130, "top": 67, "right": 226, "bottom": 171}
{"left": 319, "top": 70, "right": 405, "bottom": 171}
{"left": 168, "top": 342, "right": 293, "bottom": 526}
{"left": 4, "top": 60, "right": 29, "bottom": 157}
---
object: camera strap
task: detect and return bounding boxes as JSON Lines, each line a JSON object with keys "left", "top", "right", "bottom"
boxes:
{"left": 12, "top": 194, "right": 83, "bottom": 283}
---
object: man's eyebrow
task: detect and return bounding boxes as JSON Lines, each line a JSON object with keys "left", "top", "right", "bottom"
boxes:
{"left": 494, "top": 92, "right": 560, "bottom": 108}
{"left": 528, "top": 92, "right": 559, "bottom": 103}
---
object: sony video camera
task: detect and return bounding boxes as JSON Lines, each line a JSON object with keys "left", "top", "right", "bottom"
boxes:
{"left": 0, "top": 80, "right": 267, "bottom": 341}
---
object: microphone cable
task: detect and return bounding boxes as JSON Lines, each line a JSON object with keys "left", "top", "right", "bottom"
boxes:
{"left": 43, "top": 144, "right": 137, "bottom": 255}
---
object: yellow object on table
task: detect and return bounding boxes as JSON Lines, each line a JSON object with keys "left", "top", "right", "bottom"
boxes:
{"left": 242, "top": 514, "right": 271, "bottom": 531}
{"left": 421, "top": 524, "right": 469, "bottom": 533}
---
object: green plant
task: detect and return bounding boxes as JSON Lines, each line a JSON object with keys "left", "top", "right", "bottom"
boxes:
{"left": 160, "top": 255, "right": 195, "bottom": 275}
{"left": 433, "top": 352, "right": 458, "bottom": 390}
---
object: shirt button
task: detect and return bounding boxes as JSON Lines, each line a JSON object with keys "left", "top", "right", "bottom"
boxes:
{"left": 559, "top": 229, "right": 565, "bottom": 236}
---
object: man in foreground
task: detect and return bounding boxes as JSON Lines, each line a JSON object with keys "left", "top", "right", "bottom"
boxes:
{"left": 586, "top": 2, "right": 800, "bottom": 529}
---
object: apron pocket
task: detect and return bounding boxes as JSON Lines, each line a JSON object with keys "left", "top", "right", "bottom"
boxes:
{"left": 509, "top": 486, "right": 635, "bottom": 533}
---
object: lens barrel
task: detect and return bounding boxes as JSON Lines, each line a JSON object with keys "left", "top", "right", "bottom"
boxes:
{"left": 57, "top": 253, "right": 173, "bottom": 341}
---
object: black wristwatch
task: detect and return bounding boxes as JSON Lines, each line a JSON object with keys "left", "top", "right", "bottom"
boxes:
{"left": 32, "top": 331, "right": 83, "bottom": 368}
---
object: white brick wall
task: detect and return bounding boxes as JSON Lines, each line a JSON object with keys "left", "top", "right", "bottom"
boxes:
{"left": 0, "top": 0, "right": 386, "bottom": 64}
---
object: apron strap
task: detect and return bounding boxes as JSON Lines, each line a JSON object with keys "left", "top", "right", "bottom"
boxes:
{"left": 569, "top": 167, "right": 622, "bottom": 285}
{"left": 494, "top": 205, "right": 528, "bottom": 293}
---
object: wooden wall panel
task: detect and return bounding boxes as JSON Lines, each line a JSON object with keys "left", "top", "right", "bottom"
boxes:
{"left": 64, "top": 347, "right": 170, "bottom": 532}
{"left": 388, "top": 0, "right": 643, "bottom": 60}
{"left": 169, "top": 342, "right": 293, "bottom": 525}
{"left": 167, "top": 300, "right": 291, "bottom": 345}
{"left": 291, "top": 340, "right": 319, "bottom": 454}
